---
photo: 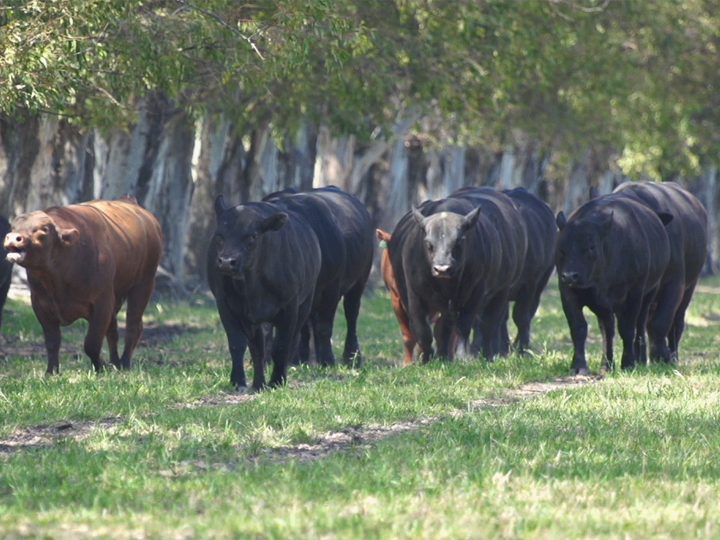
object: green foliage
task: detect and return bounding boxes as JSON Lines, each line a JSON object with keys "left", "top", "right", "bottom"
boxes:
{"left": 1, "top": 0, "right": 720, "bottom": 172}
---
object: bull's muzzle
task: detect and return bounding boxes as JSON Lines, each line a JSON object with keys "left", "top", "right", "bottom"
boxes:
{"left": 432, "top": 264, "right": 454, "bottom": 278}
{"left": 217, "top": 256, "right": 239, "bottom": 275}
{"left": 560, "top": 271, "right": 581, "bottom": 286}
{"left": 4, "top": 233, "right": 28, "bottom": 264}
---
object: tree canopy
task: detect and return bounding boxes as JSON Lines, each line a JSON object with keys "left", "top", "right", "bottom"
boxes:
{"left": 1, "top": 0, "right": 718, "bottom": 177}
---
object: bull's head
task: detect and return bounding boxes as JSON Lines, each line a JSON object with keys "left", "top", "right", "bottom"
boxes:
{"left": 413, "top": 206, "right": 481, "bottom": 279}
{"left": 555, "top": 211, "right": 612, "bottom": 288}
{"left": 212, "top": 195, "right": 288, "bottom": 278}
{"left": 4, "top": 211, "right": 79, "bottom": 268}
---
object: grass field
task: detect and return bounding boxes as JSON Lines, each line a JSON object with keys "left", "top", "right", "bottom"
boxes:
{"left": 1, "top": 274, "right": 720, "bottom": 539}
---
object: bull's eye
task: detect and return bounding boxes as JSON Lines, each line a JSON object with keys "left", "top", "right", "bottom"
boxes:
{"left": 214, "top": 235, "right": 224, "bottom": 248}
{"left": 246, "top": 233, "right": 258, "bottom": 246}
{"left": 425, "top": 240, "right": 434, "bottom": 253}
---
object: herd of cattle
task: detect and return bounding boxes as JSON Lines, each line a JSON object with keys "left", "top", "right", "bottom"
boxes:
{"left": 0, "top": 182, "right": 708, "bottom": 390}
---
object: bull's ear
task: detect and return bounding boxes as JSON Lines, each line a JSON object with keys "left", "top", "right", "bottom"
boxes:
{"left": 412, "top": 207, "right": 427, "bottom": 230}
{"left": 59, "top": 228, "right": 79, "bottom": 246}
{"left": 260, "top": 212, "right": 288, "bottom": 233}
{"left": 376, "top": 229, "right": 391, "bottom": 248}
{"left": 214, "top": 195, "right": 227, "bottom": 218}
{"left": 462, "top": 206, "right": 482, "bottom": 232}
{"left": 598, "top": 211, "right": 613, "bottom": 237}
{"left": 556, "top": 211, "right": 567, "bottom": 230}
{"left": 657, "top": 212, "right": 674, "bottom": 226}
{"left": 589, "top": 186, "right": 599, "bottom": 200}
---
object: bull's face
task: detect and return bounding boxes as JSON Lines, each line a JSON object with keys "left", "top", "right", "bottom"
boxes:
{"left": 414, "top": 207, "right": 481, "bottom": 279}
{"left": 555, "top": 212, "right": 612, "bottom": 288}
{"left": 3, "top": 212, "right": 79, "bottom": 269}
{"left": 212, "top": 196, "right": 288, "bottom": 279}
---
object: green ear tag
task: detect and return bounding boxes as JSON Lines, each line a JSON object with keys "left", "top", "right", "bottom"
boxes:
{"left": 379, "top": 239, "right": 388, "bottom": 249}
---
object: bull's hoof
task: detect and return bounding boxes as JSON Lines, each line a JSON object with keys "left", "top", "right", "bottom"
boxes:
{"left": 573, "top": 366, "right": 591, "bottom": 377}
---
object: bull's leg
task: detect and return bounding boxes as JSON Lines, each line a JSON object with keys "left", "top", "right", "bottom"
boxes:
{"left": 513, "top": 269, "right": 553, "bottom": 354}
{"left": 512, "top": 286, "right": 540, "bottom": 354}
{"left": 592, "top": 306, "right": 615, "bottom": 372}
{"left": 40, "top": 321, "right": 62, "bottom": 374}
{"left": 434, "top": 314, "right": 456, "bottom": 359}
{"left": 476, "top": 292, "right": 509, "bottom": 360}
{"left": 616, "top": 291, "right": 643, "bottom": 370}
{"left": 342, "top": 279, "right": 367, "bottom": 366}
{"left": 295, "top": 322, "right": 311, "bottom": 365}
{"left": 312, "top": 294, "right": 340, "bottom": 368}
{"left": 247, "top": 326, "right": 268, "bottom": 391}
{"left": 647, "top": 277, "right": 683, "bottom": 363}
{"left": 85, "top": 299, "right": 114, "bottom": 373}
{"left": 668, "top": 281, "right": 697, "bottom": 360}
{"left": 454, "top": 286, "right": 483, "bottom": 358}
{"left": 499, "top": 303, "right": 511, "bottom": 357}
{"left": 216, "top": 299, "right": 249, "bottom": 389}
{"left": 407, "top": 294, "right": 434, "bottom": 363}
{"left": 269, "top": 304, "right": 303, "bottom": 388}
{"left": 119, "top": 279, "right": 156, "bottom": 369}
{"left": 635, "top": 290, "right": 657, "bottom": 365}
{"left": 106, "top": 315, "right": 121, "bottom": 369}
{"left": 560, "top": 286, "right": 590, "bottom": 375}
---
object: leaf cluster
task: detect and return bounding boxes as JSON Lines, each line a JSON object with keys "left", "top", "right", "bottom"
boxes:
{"left": 1, "top": 0, "right": 719, "bottom": 174}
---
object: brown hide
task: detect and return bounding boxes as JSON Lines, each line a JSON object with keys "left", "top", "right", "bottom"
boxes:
{"left": 4, "top": 196, "right": 163, "bottom": 373}
{"left": 377, "top": 229, "right": 446, "bottom": 366}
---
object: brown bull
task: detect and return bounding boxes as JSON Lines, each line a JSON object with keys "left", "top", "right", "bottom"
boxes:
{"left": 4, "top": 196, "right": 163, "bottom": 374}
{"left": 377, "top": 229, "right": 446, "bottom": 366}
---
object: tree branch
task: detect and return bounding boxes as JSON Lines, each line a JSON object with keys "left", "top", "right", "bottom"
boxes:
{"left": 173, "top": 0, "right": 265, "bottom": 60}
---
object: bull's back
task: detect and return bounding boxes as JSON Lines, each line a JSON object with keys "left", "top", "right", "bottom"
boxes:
{"left": 615, "top": 182, "right": 707, "bottom": 285}
{"left": 65, "top": 199, "right": 162, "bottom": 292}
{"left": 580, "top": 197, "right": 670, "bottom": 288}
{"left": 451, "top": 187, "right": 527, "bottom": 293}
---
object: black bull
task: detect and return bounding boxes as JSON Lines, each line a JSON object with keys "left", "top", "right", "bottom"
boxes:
{"left": 556, "top": 194, "right": 673, "bottom": 375}
{"left": 388, "top": 187, "right": 528, "bottom": 362}
{"left": 611, "top": 181, "right": 708, "bottom": 363}
{"left": 207, "top": 197, "right": 321, "bottom": 390}
{"left": 263, "top": 186, "right": 374, "bottom": 367}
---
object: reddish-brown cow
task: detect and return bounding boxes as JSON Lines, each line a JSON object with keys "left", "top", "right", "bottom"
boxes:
{"left": 377, "top": 229, "right": 415, "bottom": 366}
{"left": 377, "top": 229, "right": 445, "bottom": 366}
{"left": 4, "top": 196, "right": 163, "bottom": 374}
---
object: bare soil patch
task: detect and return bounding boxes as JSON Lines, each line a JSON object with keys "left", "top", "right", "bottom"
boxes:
{"left": 0, "top": 375, "right": 600, "bottom": 460}
{"left": 264, "top": 375, "right": 601, "bottom": 464}
{"left": 0, "top": 416, "right": 122, "bottom": 454}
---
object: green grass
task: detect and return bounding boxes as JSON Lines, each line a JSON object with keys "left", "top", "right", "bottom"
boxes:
{"left": 1, "top": 276, "right": 720, "bottom": 539}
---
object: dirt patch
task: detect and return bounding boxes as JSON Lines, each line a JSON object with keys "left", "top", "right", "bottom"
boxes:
{"left": 0, "top": 322, "right": 200, "bottom": 364}
{"left": 696, "top": 285, "right": 720, "bottom": 295}
{"left": 265, "top": 375, "right": 601, "bottom": 464}
{"left": 0, "top": 376, "right": 599, "bottom": 460}
{"left": 137, "top": 322, "right": 205, "bottom": 348}
{"left": 0, "top": 416, "right": 122, "bottom": 454}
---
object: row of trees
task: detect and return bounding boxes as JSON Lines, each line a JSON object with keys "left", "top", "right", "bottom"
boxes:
{"left": 2, "top": 0, "right": 720, "bottom": 283}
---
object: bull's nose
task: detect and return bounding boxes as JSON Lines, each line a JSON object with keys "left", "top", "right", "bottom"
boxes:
{"left": 4, "top": 233, "right": 22, "bottom": 248}
{"left": 217, "top": 256, "right": 238, "bottom": 273}
{"left": 432, "top": 264, "right": 453, "bottom": 277}
{"left": 561, "top": 271, "right": 579, "bottom": 285}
